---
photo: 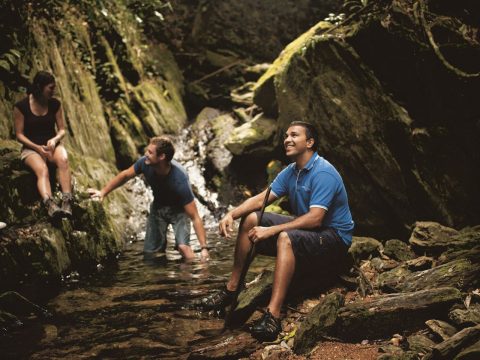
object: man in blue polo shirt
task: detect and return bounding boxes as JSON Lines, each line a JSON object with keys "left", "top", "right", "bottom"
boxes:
{"left": 198, "top": 121, "right": 353, "bottom": 341}
{"left": 89, "top": 135, "right": 209, "bottom": 261}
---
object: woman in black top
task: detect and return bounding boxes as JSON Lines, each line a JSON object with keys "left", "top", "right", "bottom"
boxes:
{"left": 14, "top": 71, "right": 73, "bottom": 218}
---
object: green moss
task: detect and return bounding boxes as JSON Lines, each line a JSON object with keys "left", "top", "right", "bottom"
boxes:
{"left": 225, "top": 114, "right": 277, "bottom": 155}
{"left": 131, "top": 80, "right": 187, "bottom": 136}
{"left": 113, "top": 98, "right": 147, "bottom": 149}
{"left": 110, "top": 119, "right": 138, "bottom": 168}
{"left": 253, "top": 21, "right": 332, "bottom": 114}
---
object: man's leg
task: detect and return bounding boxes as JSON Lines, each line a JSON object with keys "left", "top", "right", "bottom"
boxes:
{"left": 144, "top": 203, "right": 168, "bottom": 253}
{"left": 250, "top": 231, "right": 294, "bottom": 341}
{"left": 266, "top": 231, "right": 296, "bottom": 318}
{"left": 226, "top": 212, "right": 258, "bottom": 291}
{"left": 197, "top": 211, "right": 259, "bottom": 310}
{"left": 170, "top": 209, "right": 196, "bottom": 260}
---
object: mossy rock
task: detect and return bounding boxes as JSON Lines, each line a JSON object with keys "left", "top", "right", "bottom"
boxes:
{"left": 409, "top": 222, "right": 460, "bottom": 256}
{"left": 334, "top": 287, "right": 461, "bottom": 341}
{"left": 449, "top": 304, "right": 480, "bottom": 327}
{"left": 294, "top": 292, "right": 344, "bottom": 354}
{"left": 407, "top": 333, "right": 436, "bottom": 353}
{"left": 253, "top": 21, "right": 332, "bottom": 115}
{"left": 384, "top": 239, "right": 415, "bottom": 262}
{"left": 348, "top": 236, "right": 383, "bottom": 264}
{"left": 224, "top": 113, "right": 277, "bottom": 156}
{"left": 377, "top": 266, "right": 412, "bottom": 293}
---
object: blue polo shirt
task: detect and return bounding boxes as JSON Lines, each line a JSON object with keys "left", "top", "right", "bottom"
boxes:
{"left": 271, "top": 153, "right": 354, "bottom": 245}
{"left": 133, "top": 157, "right": 194, "bottom": 208}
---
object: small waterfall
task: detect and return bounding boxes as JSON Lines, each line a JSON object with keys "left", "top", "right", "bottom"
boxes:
{"left": 174, "top": 127, "right": 219, "bottom": 229}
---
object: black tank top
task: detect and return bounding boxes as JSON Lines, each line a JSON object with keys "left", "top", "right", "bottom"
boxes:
{"left": 15, "top": 96, "right": 60, "bottom": 145}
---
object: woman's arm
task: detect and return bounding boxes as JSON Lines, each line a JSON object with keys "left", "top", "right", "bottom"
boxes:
{"left": 46, "top": 104, "right": 66, "bottom": 151}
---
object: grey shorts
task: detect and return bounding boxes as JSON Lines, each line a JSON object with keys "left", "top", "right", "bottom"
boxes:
{"left": 21, "top": 147, "right": 45, "bottom": 161}
{"left": 255, "top": 212, "right": 349, "bottom": 272}
{"left": 144, "top": 203, "right": 191, "bottom": 253}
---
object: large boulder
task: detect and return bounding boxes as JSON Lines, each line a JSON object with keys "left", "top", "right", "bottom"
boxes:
{"left": 253, "top": 1, "right": 480, "bottom": 238}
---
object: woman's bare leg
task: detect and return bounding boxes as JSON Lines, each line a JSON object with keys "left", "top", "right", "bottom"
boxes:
{"left": 24, "top": 153, "right": 52, "bottom": 200}
{"left": 51, "top": 145, "right": 71, "bottom": 193}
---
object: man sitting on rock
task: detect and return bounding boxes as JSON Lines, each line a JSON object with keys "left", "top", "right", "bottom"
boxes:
{"left": 88, "top": 135, "right": 209, "bottom": 261}
{"left": 198, "top": 121, "right": 354, "bottom": 341}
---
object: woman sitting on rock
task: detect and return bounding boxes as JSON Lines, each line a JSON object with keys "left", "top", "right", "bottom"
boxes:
{"left": 13, "top": 70, "right": 73, "bottom": 218}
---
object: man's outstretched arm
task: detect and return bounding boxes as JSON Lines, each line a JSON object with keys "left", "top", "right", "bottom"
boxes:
{"left": 88, "top": 165, "right": 137, "bottom": 201}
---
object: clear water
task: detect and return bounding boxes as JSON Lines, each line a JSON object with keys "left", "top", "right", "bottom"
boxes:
{"left": 0, "top": 231, "right": 274, "bottom": 359}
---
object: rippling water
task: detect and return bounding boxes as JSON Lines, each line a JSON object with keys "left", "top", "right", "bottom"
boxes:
{"left": 1, "top": 229, "right": 275, "bottom": 359}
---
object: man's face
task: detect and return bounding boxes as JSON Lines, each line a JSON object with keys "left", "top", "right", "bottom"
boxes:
{"left": 284, "top": 125, "right": 313, "bottom": 157}
{"left": 145, "top": 143, "right": 162, "bottom": 165}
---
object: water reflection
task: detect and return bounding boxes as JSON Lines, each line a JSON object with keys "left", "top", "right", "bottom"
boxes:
{"left": 1, "top": 228, "right": 277, "bottom": 359}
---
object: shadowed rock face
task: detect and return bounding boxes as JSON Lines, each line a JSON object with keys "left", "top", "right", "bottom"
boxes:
{"left": 253, "top": 1, "right": 480, "bottom": 238}
{"left": 179, "top": 0, "right": 342, "bottom": 62}
{"left": 0, "top": 2, "right": 188, "bottom": 291}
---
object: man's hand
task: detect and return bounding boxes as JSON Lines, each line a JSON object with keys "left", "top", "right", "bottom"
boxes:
{"left": 88, "top": 188, "right": 104, "bottom": 201}
{"left": 248, "top": 226, "right": 276, "bottom": 243}
{"left": 200, "top": 248, "right": 210, "bottom": 262}
{"left": 219, "top": 213, "right": 235, "bottom": 238}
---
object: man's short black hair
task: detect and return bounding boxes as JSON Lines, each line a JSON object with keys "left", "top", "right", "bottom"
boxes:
{"left": 288, "top": 121, "right": 319, "bottom": 151}
{"left": 150, "top": 135, "right": 175, "bottom": 161}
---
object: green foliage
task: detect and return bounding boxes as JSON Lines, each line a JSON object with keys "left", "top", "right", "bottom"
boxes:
{"left": 0, "top": 49, "right": 21, "bottom": 72}
{"left": 342, "top": 0, "right": 369, "bottom": 15}
{"left": 124, "top": 0, "right": 173, "bottom": 36}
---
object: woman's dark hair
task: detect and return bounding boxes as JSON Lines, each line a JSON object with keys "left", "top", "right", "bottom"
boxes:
{"left": 28, "top": 71, "right": 55, "bottom": 99}
{"left": 288, "top": 121, "right": 319, "bottom": 151}
{"left": 150, "top": 135, "right": 175, "bottom": 161}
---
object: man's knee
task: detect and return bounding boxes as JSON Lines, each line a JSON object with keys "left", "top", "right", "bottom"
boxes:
{"left": 240, "top": 212, "right": 258, "bottom": 230}
{"left": 277, "top": 232, "right": 292, "bottom": 248}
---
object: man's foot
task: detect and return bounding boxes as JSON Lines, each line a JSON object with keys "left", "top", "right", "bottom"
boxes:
{"left": 196, "top": 285, "right": 235, "bottom": 310}
{"left": 250, "top": 309, "right": 282, "bottom": 342}
{"left": 0, "top": 222, "right": 6, "bottom": 230}
{"left": 43, "top": 198, "right": 62, "bottom": 218}
{"left": 60, "top": 192, "right": 73, "bottom": 217}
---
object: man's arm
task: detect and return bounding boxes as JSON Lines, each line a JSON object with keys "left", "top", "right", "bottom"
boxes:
{"left": 88, "top": 165, "right": 137, "bottom": 201}
{"left": 183, "top": 200, "right": 209, "bottom": 260}
{"left": 248, "top": 207, "right": 326, "bottom": 243}
{"left": 219, "top": 188, "right": 277, "bottom": 238}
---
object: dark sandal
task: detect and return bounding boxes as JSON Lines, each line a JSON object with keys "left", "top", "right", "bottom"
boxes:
{"left": 250, "top": 308, "right": 282, "bottom": 342}
{"left": 196, "top": 285, "right": 234, "bottom": 310}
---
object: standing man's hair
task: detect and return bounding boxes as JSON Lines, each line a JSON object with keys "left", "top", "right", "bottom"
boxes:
{"left": 289, "top": 121, "right": 319, "bottom": 151}
{"left": 150, "top": 135, "right": 175, "bottom": 161}
{"left": 28, "top": 71, "right": 55, "bottom": 99}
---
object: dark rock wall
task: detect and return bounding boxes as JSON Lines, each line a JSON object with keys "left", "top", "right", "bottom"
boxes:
{"left": 253, "top": 1, "right": 480, "bottom": 238}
